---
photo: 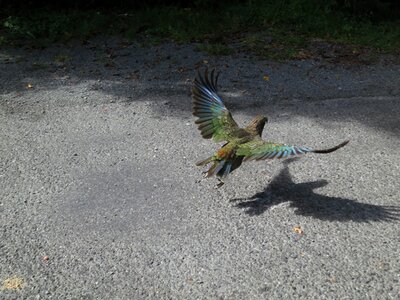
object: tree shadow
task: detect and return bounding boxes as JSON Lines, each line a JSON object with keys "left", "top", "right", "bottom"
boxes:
{"left": 231, "top": 158, "right": 400, "bottom": 222}
{"left": 1, "top": 40, "right": 399, "bottom": 137}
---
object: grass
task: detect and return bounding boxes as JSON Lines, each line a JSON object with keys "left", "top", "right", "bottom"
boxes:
{"left": 53, "top": 54, "right": 71, "bottom": 63}
{"left": 240, "top": 30, "right": 310, "bottom": 60}
{"left": 195, "top": 43, "right": 233, "bottom": 56}
{"left": 1, "top": 1, "right": 399, "bottom": 60}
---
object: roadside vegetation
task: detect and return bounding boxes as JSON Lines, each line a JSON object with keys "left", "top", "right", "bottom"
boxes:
{"left": 1, "top": 1, "right": 399, "bottom": 60}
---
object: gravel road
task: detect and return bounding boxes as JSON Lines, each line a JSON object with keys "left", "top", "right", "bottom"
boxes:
{"left": 1, "top": 39, "right": 399, "bottom": 299}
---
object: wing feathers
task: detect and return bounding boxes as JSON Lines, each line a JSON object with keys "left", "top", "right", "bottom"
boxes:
{"left": 192, "top": 68, "right": 240, "bottom": 142}
{"left": 238, "top": 140, "right": 349, "bottom": 161}
{"left": 313, "top": 140, "right": 349, "bottom": 153}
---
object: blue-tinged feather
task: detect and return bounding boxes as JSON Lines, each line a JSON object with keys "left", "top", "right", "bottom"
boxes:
{"left": 266, "top": 151, "right": 276, "bottom": 159}
{"left": 213, "top": 161, "right": 225, "bottom": 176}
{"left": 221, "top": 162, "right": 232, "bottom": 178}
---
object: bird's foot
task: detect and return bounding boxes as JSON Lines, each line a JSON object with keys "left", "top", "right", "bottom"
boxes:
{"left": 215, "top": 179, "right": 225, "bottom": 188}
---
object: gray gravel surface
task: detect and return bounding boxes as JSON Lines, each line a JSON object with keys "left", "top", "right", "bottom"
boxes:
{"left": 1, "top": 39, "right": 399, "bottom": 299}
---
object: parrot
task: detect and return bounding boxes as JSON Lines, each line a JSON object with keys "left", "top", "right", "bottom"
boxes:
{"left": 192, "top": 68, "right": 349, "bottom": 187}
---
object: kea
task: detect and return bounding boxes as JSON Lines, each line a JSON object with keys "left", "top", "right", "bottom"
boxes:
{"left": 192, "top": 68, "right": 349, "bottom": 187}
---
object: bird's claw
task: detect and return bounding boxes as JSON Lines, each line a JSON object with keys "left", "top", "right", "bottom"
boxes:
{"left": 215, "top": 179, "right": 225, "bottom": 188}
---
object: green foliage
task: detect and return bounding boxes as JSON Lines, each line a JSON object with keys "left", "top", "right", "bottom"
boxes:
{"left": 53, "top": 54, "right": 71, "bottom": 63}
{"left": 1, "top": 10, "right": 110, "bottom": 45}
{"left": 241, "top": 30, "right": 309, "bottom": 61}
{"left": 0, "top": 1, "right": 399, "bottom": 58}
{"left": 196, "top": 43, "right": 233, "bottom": 56}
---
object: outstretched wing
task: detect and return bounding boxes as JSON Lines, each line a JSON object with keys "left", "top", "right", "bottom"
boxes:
{"left": 237, "top": 140, "right": 349, "bottom": 161}
{"left": 237, "top": 140, "right": 314, "bottom": 160}
{"left": 192, "top": 68, "right": 240, "bottom": 142}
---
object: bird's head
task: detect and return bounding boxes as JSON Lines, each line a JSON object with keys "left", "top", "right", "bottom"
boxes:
{"left": 246, "top": 115, "right": 268, "bottom": 137}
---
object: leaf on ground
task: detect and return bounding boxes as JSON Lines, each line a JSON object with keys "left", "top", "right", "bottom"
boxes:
{"left": 1, "top": 276, "right": 24, "bottom": 290}
{"left": 293, "top": 226, "right": 304, "bottom": 235}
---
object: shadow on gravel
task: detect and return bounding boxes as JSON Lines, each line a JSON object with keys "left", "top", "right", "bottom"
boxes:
{"left": 1, "top": 43, "right": 399, "bottom": 136}
{"left": 231, "top": 158, "right": 400, "bottom": 222}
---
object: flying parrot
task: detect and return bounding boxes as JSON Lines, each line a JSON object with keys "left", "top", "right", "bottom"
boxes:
{"left": 192, "top": 68, "right": 349, "bottom": 187}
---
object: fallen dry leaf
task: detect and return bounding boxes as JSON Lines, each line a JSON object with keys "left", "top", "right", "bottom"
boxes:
{"left": 177, "top": 67, "right": 188, "bottom": 73}
{"left": 295, "top": 50, "right": 312, "bottom": 60}
{"left": 26, "top": 83, "right": 33, "bottom": 89}
{"left": 263, "top": 75, "right": 270, "bottom": 81}
{"left": 293, "top": 226, "right": 304, "bottom": 235}
{"left": 1, "top": 276, "right": 24, "bottom": 290}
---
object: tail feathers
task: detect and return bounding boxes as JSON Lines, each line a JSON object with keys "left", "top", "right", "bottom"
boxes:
{"left": 195, "top": 155, "right": 227, "bottom": 177}
{"left": 205, "top": 160, "right": 224, "bottom": 177}
{"left": 196, "top": 156, "right": 214, "bottom": 166}
{"left": 204, "top": 160, "right": 233, "bottom": 178}
{"left": 313, "top": 140, "right": 349, "bottom": 154}
{"left": 219, "top": 161, "right": 233, "bottom": 179}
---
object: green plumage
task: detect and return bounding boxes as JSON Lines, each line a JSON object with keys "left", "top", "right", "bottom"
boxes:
{"left": 192, "top": 68, "right": 239, "bottom": 142}
{"left": 192, "top": 68, "right": 349, "bottom": 186}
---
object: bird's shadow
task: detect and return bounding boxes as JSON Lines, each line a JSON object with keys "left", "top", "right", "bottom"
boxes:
{"left": 231, "top": 158, "right": 399, "bottom": 222}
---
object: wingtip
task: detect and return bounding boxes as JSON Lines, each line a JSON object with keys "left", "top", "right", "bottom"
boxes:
{"left": 336, "top": 140, "right": 350, "bottom": 149}
{"left": 313, "top": 139, "right": 350, "bottom": 154}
